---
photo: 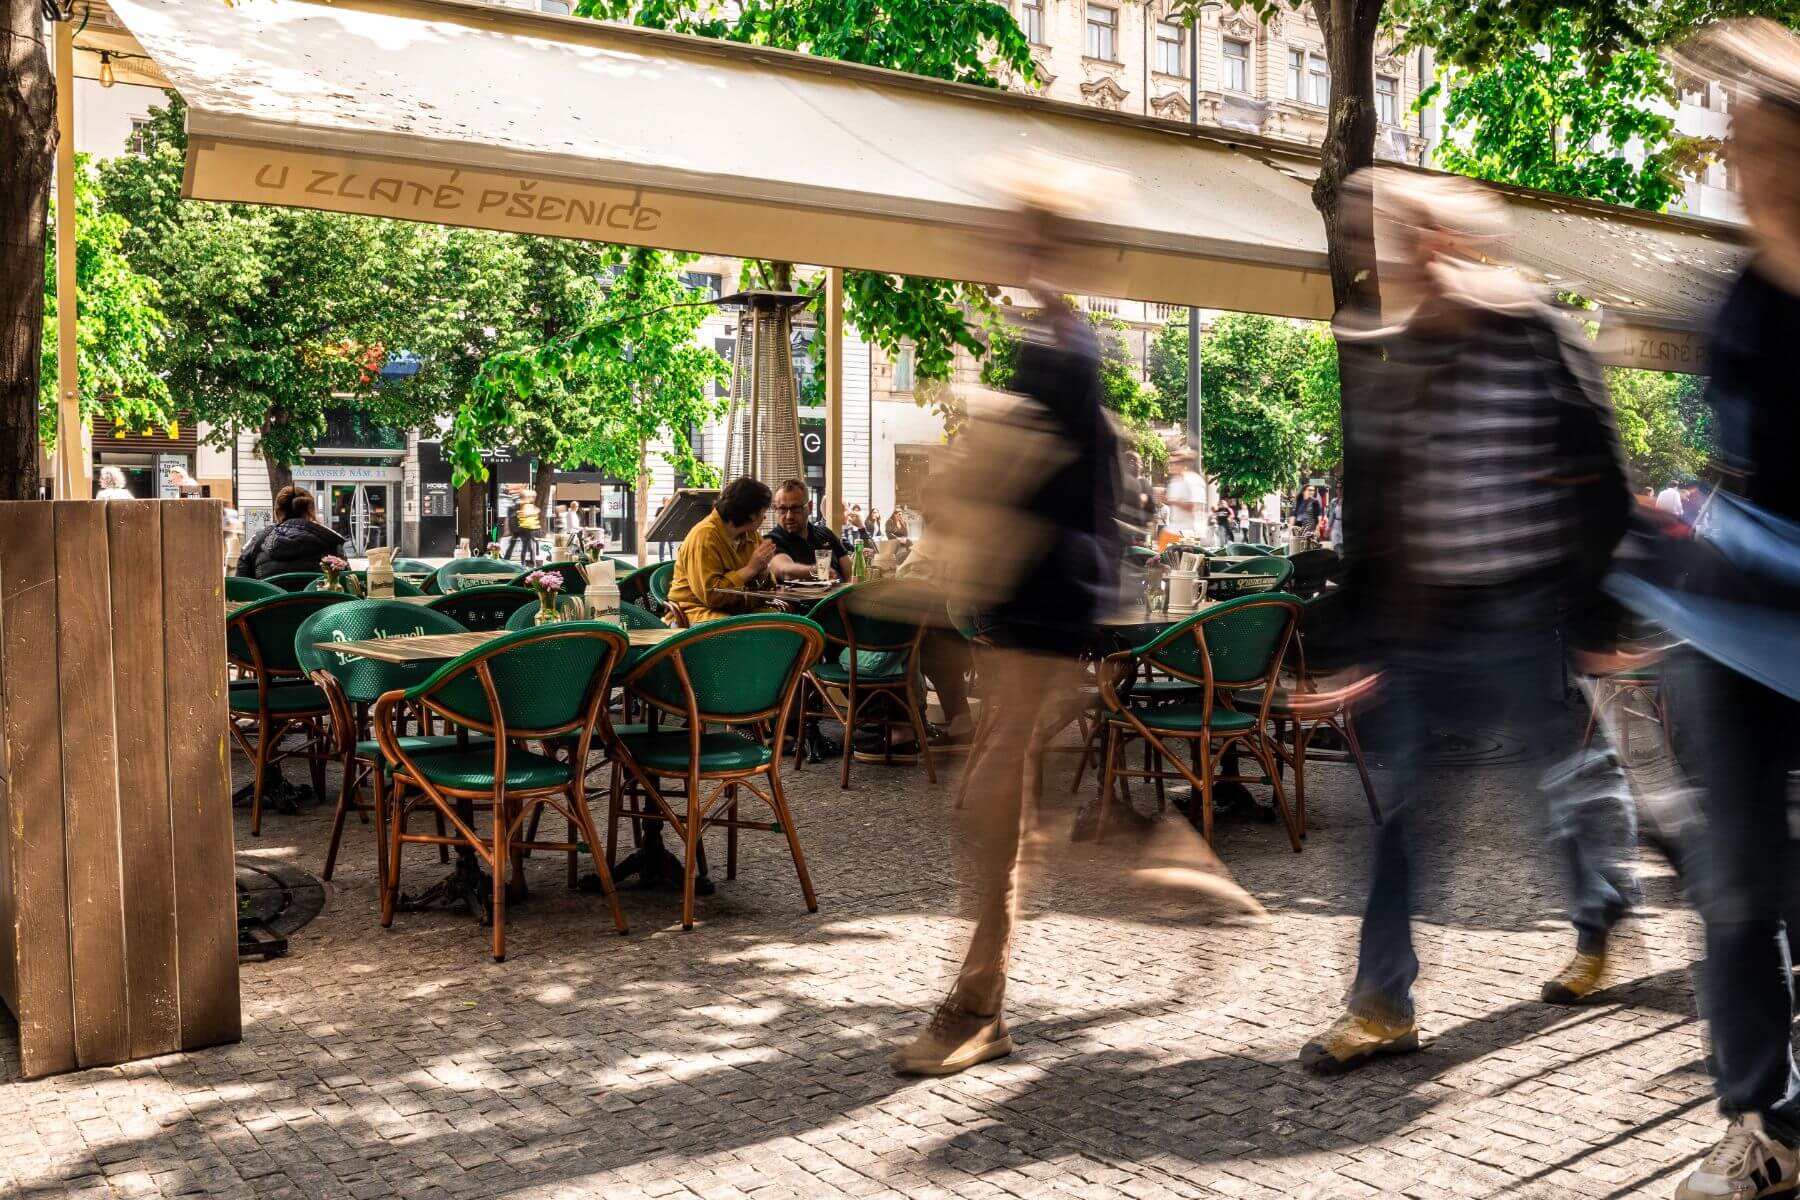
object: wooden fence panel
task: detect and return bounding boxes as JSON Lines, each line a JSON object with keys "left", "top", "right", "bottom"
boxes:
{"left": 0, "top": 504, "right": 76, "bottom": 1077}
{"left": 0, "top": 499, "right": 239, "bottom": 1078}
{"left": 54, "top": 502, "right": 131, "bottom": 1068}
{"left": 108, "top": 501, "right": 181, "bottom": 1060}
{"left": 161, "top": 499, "right": 240, "bottom": 1052}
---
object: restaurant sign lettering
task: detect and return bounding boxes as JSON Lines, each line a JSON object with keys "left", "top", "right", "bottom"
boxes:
{"left": 186, "top": 141, "right": 674, "bottom": 245}
{"left": 1596, "top": 319, "right": 1712, "bottom": 376}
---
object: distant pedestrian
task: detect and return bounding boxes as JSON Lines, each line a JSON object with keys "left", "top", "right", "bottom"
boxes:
{"left": 236, "top": 486, "right": 347, "bottom": 579}
{"left": 95, "top": 466, "right": 135, "bottom": 501}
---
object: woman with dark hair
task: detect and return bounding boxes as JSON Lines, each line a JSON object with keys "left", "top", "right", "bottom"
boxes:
{"left": 666, "top": 476, "right": 777, "bottom": 623}
{"left": 236, "top": 486, "right": 348, "bottom": 579}
{"left": 1292, "top": 484, "right": 1324, "bottom": 532}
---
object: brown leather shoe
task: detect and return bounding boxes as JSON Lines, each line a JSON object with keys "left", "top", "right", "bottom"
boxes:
{"left": 891, "top": 1000, "right": 1013, "bottom": 1076}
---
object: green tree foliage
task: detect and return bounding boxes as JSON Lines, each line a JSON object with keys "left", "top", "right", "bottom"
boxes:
{"left": 1149, "top": 313, "right": 1340, "bottom": 496}
{"left": 980, "top": 307, "right": 1166, "bottom": 469}
{"left": 1425, "top": 11, "right": 1713, "bottom": 211}
{"left": 577, "top": 0, "right": 1035, "bottom": 396}
{"left": 458, "top": 247, "right": 728, "bottom": 557}
{"left": 97, "top": 96, "right": 441, "bottom": 487}
{"left": 1605, "top": 367, "right": 1712, "bottom": 488}
{"left": 39, "top": 155, "right": 172, "bottom": 446}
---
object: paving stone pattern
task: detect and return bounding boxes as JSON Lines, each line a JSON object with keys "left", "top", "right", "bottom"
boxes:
{"left": 2, "top": 710, "right": 1726, "bottom": 1199}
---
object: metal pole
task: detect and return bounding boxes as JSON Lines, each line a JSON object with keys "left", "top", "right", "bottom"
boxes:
{"left": 1185, "top": 10, "right": 1202, "bottom": 490}
{"left": 54, "top": 19, "right": 89, "bottom": 500}
{"left": 824, "top": 267, "right": 845, "bottom": 532}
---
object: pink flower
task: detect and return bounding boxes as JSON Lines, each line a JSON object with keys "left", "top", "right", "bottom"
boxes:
{"left": 321, "top": 555, "right": 348, "bottom": 572}
{"left": 526, "top": 570, "right": 563, "bottom": 593}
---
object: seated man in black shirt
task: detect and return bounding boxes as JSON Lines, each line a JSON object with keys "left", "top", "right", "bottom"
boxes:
{"left": 764, "top": 479, "right": 854, "bottom": 581}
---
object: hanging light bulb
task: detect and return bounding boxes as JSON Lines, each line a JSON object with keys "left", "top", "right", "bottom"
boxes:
{"left": 98, "top": 50, "right": 115, "bottom": 87}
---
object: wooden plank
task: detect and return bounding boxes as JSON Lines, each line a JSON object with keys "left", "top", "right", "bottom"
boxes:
{"left": 0, "top": 503, "right": 75, "bottom": 1076}
{"left": 53, "top": 500, "right": 130, "bottom": 1068}
{"left": 107, "top": 502, "right": 181, "bottom": 1060}
{"left": 160, "top": 500, "right": 241, "bottom": 1051}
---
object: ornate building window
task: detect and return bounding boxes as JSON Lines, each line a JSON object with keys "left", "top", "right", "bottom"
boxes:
{"left": 1086, "top": 4, "right": 1118, "bottom": 61}
{"left": 1287, "top": 48, "right": 1304, "bottom": 100}
{"left": 1018, "top": 0, "right": 1044, "bottom": 47}
{"left": 1308, "top": 52, "right": 1330, "bottom": 106}
{"left": 1156, "top": 19, "right": 1188, "bottom": 76}
{"left": 1376, "top": 74, "right": 1398, "bottom": 124}
{"left": 1222, "top": 38, "right": 1250, "bottom": 93}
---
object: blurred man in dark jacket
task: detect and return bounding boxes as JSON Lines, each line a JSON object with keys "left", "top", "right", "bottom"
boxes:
{"left": 1303, "top": 169, "right": 1637, "bottom": 1075}
{"left": 1661, "top": 23, "right": 1800, "bottom": 1200}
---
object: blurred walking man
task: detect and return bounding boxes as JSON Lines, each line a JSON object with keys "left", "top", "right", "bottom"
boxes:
{"left": 1301, "top": 169, "right": 1637, "bottom": 1074}
{"left": 1664, "top": 23, "right": 1800, "bottom": 1200}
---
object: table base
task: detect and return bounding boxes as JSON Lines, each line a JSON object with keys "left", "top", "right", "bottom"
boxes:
{"left": 396, "top": 852, "right": 495, "bottom": 923}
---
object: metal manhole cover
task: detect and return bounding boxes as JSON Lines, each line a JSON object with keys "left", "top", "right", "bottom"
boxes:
{"left": 1419, "top": 726, "right": 1532, "bottom": 768}
{"left": 236, "top": 858, "right": 326, "bottom": 960}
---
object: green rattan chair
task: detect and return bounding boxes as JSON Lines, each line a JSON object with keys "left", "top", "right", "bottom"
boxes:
{"left": 226, "top": 575, "right": 282, "bottom": 602}
{"left": 611, "top": 613, "right": 826, "bottom": 931}
{"left": 295, "top": 600, "right": 475, "bottom": 886}
{"left": 393, "top": 557, "right": 436, "bottom": 574}
{"left": 796, "top": 581, "right": 934, "bottom": 789}
{"left": 373, "top": 622, "right": 632, "bottom": 960}
{"left": 1096, "top": 593, "right": 1303, "bottom": 851}
{"left": 264, "top": 571, "right": 326, "bottom": 593}
{"left": 226, "top": 592, "right": 351, "bottom": 835}
{"left": 307, "top": 570, "right": 425, "bottom": 597}
{"left": 426, "top": 585, "right": 538, "bottom": 632}
{"left": 1208, "top": 554, "right": 1294, "bottom": 598}
{"left": 432, "top": 557, "right": 523, "bottom": 594}
{"left": 645, "top": 561, "right": 676, "bottom": 607}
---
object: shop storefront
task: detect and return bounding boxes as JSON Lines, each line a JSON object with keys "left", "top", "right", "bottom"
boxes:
{"left": 288, "top": 462, "right": 403, "bottom": 555}
{"left": 90, "top": 412, "right": 218, "bottom": 500}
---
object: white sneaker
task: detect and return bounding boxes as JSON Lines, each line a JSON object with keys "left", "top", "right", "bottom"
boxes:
{"left": 1676, "top": 1114, "right": 1800, "bottom": 1199}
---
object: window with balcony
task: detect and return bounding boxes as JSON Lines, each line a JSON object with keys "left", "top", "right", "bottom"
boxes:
{"left": 1222, "top": 38, "right": 1250, "bottom": 93}
{"left": 1287, "top": 48, "right": 1304, "bottom": 100}
{"left": 1308, "top": 53, "right": 1330, "bottom": 106}
{"left": 1086, "top": 4, "right": 1118, "bottom": 61}
{"left": 1018, "top": 0, "right": 1044, "bottom": 46}
{"left": 1376, "top": 74, "right": 1398, "bottom": 124}
{"left": 1155, "top": 20, "right": 1187, "bottom": 76}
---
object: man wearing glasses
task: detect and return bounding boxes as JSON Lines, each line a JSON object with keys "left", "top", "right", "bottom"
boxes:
{"left": 765, "top": 479, "right": 854, "bottom": 581}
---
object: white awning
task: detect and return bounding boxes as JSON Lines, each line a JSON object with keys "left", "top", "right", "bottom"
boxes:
{"left": 105, "top": 0, "right": 1747, "bottom": 358}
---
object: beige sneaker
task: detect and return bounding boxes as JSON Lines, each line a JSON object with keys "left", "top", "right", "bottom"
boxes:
{"left": 891, "top": 1000, "right": 1013, "bottom": 1076}
{"left": 1542, "top": 949, "right": 1608, "bottom": 1004}
{"left": 1299, "top": 1011, "right": 1420, "bottom": 1075}
{"left": 1675, "top": 1114, "right": 1800, "bottom": 1199}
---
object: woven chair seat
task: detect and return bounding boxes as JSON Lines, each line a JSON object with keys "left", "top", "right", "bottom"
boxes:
{"left": 230, "top": 683, "right": 330, "bottom": 714}
{"left": 617, "top": 729, "right": 773, "bottom": 773}
{"left": 353, "top": 734, "right": 485, "bottom": 761}
{"left": 811, "top": 658, "right": 908, "bottom": 686}
{"left": 408, "top": 746, "right": 571, "bottom": 791}
{"left": 1103, "top": 705, "right": 1257, "bottom": 733}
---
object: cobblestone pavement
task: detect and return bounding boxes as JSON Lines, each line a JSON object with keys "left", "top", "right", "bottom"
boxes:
{"left": 2, "top": 707, "right": 1727, "bottom": 1200}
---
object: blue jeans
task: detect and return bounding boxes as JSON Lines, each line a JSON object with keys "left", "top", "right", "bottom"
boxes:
{"left": 1348, "top": 626, "right": 1639, "bottom": 1025}
{"left": 1680, "top": 654, "right": 1800, "bottom": 1145}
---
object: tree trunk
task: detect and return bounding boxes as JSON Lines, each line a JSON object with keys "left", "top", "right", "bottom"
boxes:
{"left": 633, "top": 439, "right": 650, "bottom": 564}
{"left": 1311, "top": 0, "right": 1384, "bottom": 315}
{"left": 0, "top": 0, "right": 56, "bottom": 500}
{"left": 455, "top": 477, "right": 484, "bottom": 547}
{"left": 533, "top": 457, "right": 554, "bottom": 521}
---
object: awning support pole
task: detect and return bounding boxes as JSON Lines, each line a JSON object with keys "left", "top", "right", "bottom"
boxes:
{"left": 53, "top": 19, "right": 88, "bottom": 500}
{"left": 825, "top": 266, "right": 844, "bottom": 531}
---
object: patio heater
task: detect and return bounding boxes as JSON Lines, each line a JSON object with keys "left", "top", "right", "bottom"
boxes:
{"left": 720, "top": 291, "right": 811, "bottom": 499}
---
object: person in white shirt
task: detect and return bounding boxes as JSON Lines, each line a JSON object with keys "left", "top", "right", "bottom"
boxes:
{"left": 1163, "top": 450, "right": 1207, "bottom": 542}
{"left": 95, "top": 466, "right": 135, "bottom": 500}
{"left": 1654, "top": 480, "right": 1684, "bottom": 516}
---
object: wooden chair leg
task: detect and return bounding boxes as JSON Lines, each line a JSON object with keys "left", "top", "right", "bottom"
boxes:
{"left": 381, "top": 780, "right": 405, "bottom": 927}
{"left": 1148, "top": 736, "right": 1165, "bottom": 812}
{"left": 1343, "top": 716, "right": 1381, "bottom": 824}
{"left": 1097, "top": 724, "right": 1118, "bottom": 844}
{"left": 606, "top": 762, "right": 624, "bottom": 873}
{"left": 726, "top": 783, "right": 739, "bottom": 881}
{"left": 371, "top": 763, "right": 389, "bottom": 895}
{"left": 904, "top": 687, "right": 938, "bottom": 785}
{"left": 1250, "top": 736, "right": 1302, "bottom": 852}
{"left": 1198, "top": 738, "right": 1215, "bottom": 846}
{"left": 839, "top": 688, "right": 859, "bottom": 790}
{"left": 490, "top": 796, "right": 509, "bottom": 961}
{"left": 250, "top": 716, "right": 270, "bottom": 837}
{"left": 1069, "top": 714, "right": 1098, "bottom": 793}
{"left": 768, "top": 769, "right": 818, "bottom": 913}
{"left": 571, "top": 790, "right": 627, "bottom": 936}
{"left": 1292, "top": 719, "right": 1309, "bottom": 838}
{"left": 308, "top": 726, "right": 328, "bottom": 807}
{"left": 681, "top": 771, "right": 703, "bottom": 931}
{"left": 567, "top": 810, "right": 579, "bottom": 889}
{"left": 322, "top": 750, "right": 357, "bottom": 880}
